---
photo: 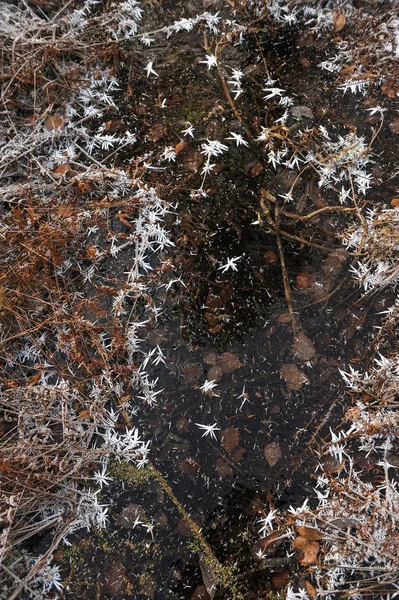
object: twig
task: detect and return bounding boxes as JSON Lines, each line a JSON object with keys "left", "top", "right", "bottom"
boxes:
{"left": 215, "top": 42, "right": 253, "bottom": 139}
{"left": 260, "top": 195, "right": 299, "bottom": 337}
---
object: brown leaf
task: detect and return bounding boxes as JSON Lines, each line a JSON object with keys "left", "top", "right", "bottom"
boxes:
{"left": 292, "top": 536, "right": 320, "bottom": 565}
{"left": 333, "top": 12, "right": 346, "bottom": 32}
{"left": 45, "top": 115, "right": 64, "bottom": 130}
{"left": 54, "top": 163, "right": 71, "bottom": 175}
{"left": 296, "top": 526, "right": 322, "bottom": 541}
{"left": 56, "top": 204, "right": 74, "bottom": 218}
{"left": 175, "top": 140, "right": 186, "bottom": 154}
{"left": 341, "top": 65, "right": 356, "bottom": 77}
{"left": 250, "top": 530, "right": 284, "bottom": 562}
{"left": 305, "top": 581, "right": 317, "bottom": 598}
{"left": 78, "top": 409, "right": 91, "bottom": 419}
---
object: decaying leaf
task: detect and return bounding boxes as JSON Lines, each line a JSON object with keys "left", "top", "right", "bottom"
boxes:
{"left": 292, "top": 536, "right": 320, "bottom": 565}
{"left": 250, "top": 530, "right": 285, "bottom": 561}
{"left": 305, "top": 580, "right": 317, "bottom": 598}
{"left": 296, "top": 525, "right": 322, "bottom": 541}
{"left": 78, "top": 409, "right": 91, "bottom": 419}
{"left": 45, "top": 115, "right": 64, "bottom": 130}
{"left": 198, "top": 552, "right": 217, "bottom": 599}
{"left": 333, "top": 12, "right": 346, "bottom": 32}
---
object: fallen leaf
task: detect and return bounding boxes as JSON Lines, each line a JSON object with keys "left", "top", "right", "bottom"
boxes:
{"left": 250, "top": 530, "right": 285, "bottom": 562}
{"left": 54, "top": 163, "right": 71, "bottom": 175}
{"left": 56, "top": 204, "right": 74, "bottom": 217}
{"left": 175, "top": 140, "right": 186, "bottom": 154}
{"left": 45, "top": 115, "right": 64, "bottom": 130}
{"left": 292, "top": 536, "right": 320, "bottom": 565}
{"left": 296, "top": 526, "right": 322, "bottom": 541}
{"left": 78, "top": 409, "right": 91, "bottom": 419}
{"left": 305, "top": 581, "right": 317, "bottom": 598}
{"left": 333, "top": 12, "right": 346, "bottom": 31}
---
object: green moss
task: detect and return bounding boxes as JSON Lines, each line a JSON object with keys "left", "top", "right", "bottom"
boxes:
{"left": 108, "top": 459, "right": 155, "bottom": 486}
{"left": 63, "top": 537, "right": 90, "bottom": 569}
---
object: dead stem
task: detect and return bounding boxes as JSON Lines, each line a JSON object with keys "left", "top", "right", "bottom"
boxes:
{"left": 215, "top": 42, "right": 253, "bottom": 139}
{"left": 264, "top": 194, "right": 357, "bottom": 221}
{"left": 265, "top": 197, "right": 299, "bottom": 337}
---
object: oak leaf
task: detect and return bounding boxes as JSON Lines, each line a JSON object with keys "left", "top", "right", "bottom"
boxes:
{"left": 292, "top": 536, "right": 320, "bottom": 565}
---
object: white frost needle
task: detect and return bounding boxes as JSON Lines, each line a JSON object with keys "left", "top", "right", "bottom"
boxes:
{"left": 225, "top": 132, "right": 249, "bottom": 147}
{"left": 199, "top": 379, "right": 218, "bottom": 393}
{"left": 91, "top": 465, "right": 112, "bottom": 489}
{"left": 200, "top": 54, "right": 217, "bottom": 70}
{"left": 218, "top": 256, "right": 242, "bottom": 272}
{"left": 366, "top": 105, "right": 386, "bottom": 115}
{"left": 182, "top": 122, "right": 195, "bottom": 138}
{"left": 263, "top": 87, "right": 286, "bottom": 99}
{"left": 145, "top": 61, "right": 159, "bottom": 78}
{"left": 195, "top": 422, "right": 221, "bottom": 440}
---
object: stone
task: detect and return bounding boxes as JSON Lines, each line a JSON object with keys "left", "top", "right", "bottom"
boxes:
{"left": 176, "top": 415, "right": 189, "bottom": 434}
{"left": 219, "top": 427, "right": 240, "bottom": 454}
{"left": 135, "top": 103, "right": 147, "bottom": 115}
{"left": 117, "top": 503, "right": 146, "bottom": 529}
{"left": 264, "top": 441, "right": 282, "bottom": 467}
{"left": 309, "top": 277, "right": 335, "bottom": 302}
{"left": 280, "top": 364, "right": 309, "bottom": 391}
{"left": 177, "top": 518, "right": 194, "bottom": 537}
{"left": 154, "top": 511, "right": 168, "bottom": 528}
{"left": 293, "top": 332, "right": 316, "bottom": 362}
{"left": 177, "top": 515, "right": 201, "bottom": 537}
{"left": 139, "top": 573, "right": 157, "bottom": 599}
{"left": 296, "top": 30, "right": 314, "bottom": 47}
